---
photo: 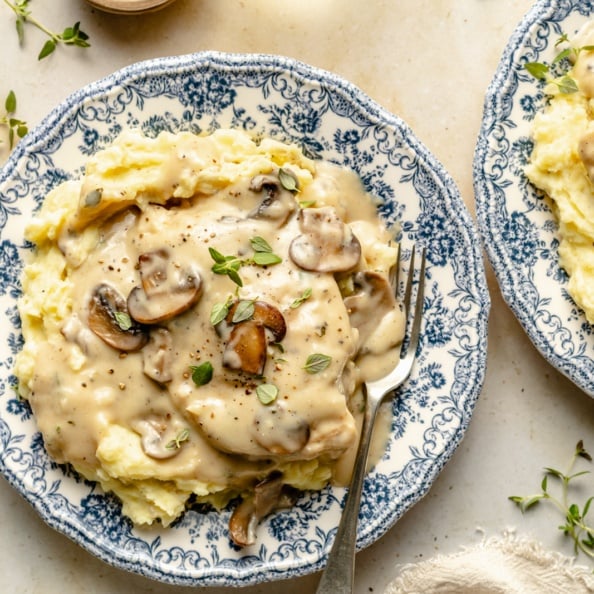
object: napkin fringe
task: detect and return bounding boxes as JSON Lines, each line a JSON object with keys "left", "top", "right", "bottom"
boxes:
{"left": 385, "top": 529, "right": 594, "bottom": 594}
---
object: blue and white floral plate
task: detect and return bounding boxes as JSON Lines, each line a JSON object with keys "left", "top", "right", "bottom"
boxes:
{"left": 0, "top": 53, "right": 489, "bottom": 586}
{"left": 475, "top": 1, "right": 594, "bottom": 398}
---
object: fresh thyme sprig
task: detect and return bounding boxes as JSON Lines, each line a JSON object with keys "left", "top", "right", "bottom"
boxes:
{"left": 524, "top": 33, "right": 594, "bottom": 94}
{"left": 0, "top": 90, "right": 28, "bottom": 148}
{"left": 209, "top": 247, "right": 244, "bottom": 286}
{"left": 290, "top": 287, "right": 312, "bottom": 309}
{"left": 209, "top": 236, "right": 282, "bottom": 287}
{"left": 3, "top": 0, "right": 90, "bottom": 60}
{"left": 509, "top": 440, "right": 594, "bottom": 561}
{"left": 165, "top": 428, "right": 190, "bottom": 450}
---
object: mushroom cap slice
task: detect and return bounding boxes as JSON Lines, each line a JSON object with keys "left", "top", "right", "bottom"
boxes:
{"left": 226, "top": 300, "right": 287, "bottom": 342}
{"left": 127, "top": 248, "right": 203, "bottom": 324}
{"left": 87, "top": 283, "right": 148, "bottom": 351}
{"left": 289, "top": 206, "right": 361, "bottom": 272}
{"left": 218, "top": 300, "right": 287, "bottom": 375}
{"left": 248, "top": 172, "right": 297, "bottom": 225}
{"left": 223, "top": 321, "right": 267, "bottom": 375}
{"left": 229, "top": 472, "right": 299, "bottom": 547}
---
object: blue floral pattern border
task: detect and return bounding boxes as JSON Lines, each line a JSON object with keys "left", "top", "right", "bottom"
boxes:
{"left": 0, "top": 52, "right": 489, "bottom": 586}
{"left": 474, "top": 0, "right": 594, "bottom": 397}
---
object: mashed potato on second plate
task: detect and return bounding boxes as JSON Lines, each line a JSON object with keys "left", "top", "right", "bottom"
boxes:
{"left": 15, "top": 128, "right": 404, "bottom": 544}
{"left": 525, "top": 24, "right": 594, "bottom": 323}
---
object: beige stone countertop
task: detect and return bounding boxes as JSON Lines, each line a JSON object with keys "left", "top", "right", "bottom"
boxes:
{"left": 1, "top": 1, "right": 594, "bottom": 592}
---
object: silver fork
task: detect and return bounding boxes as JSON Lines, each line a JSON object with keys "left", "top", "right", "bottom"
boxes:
{"left": 315, "top": 244, "right": 426, "bottom": 594}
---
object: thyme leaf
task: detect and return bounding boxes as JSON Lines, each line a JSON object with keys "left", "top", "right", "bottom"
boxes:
{"left": 250, "top": 236, "right": 282, "bottom": 266}
{"left": 252, "top": 251, "right": 282, "bottom": 266}
{"left": 232, "top": 299, "right": 256, "bottom": 323}
{"left": 210, "top": 297, "right": 233, "bottom": 326}
{"left": 190, "top": 362, "right": 214, "bottom": 386}
{"left": 256, "top": 383, "right": 278, "bottom": 405}
{"left": 524, "top": 61, "right": 549, "bottom": 80}
{"left": 250, "top": 236, "right": 274, "bottom": 253}
{"left": 290, "top": 287, "right": 312, "bottom": 309}
{"left": 114, "top": 311, "right": 133, "bottom": 331}
{"left": 303, "top": 353, "right": 332, "bottom": 374}
{"left": 278, "top": 167, "right": 299, "bottom": 192}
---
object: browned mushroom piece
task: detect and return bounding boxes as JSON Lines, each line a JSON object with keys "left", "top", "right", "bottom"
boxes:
{"left": 289, "top": 206, "right": 361, "bottom": 272}
{"left": 217, "top": 300, "right": 286, "bottom": 375}
{"left": 229, "top": 472, "right": 299, "bottom": 547}
{"left": 87, "top": 283, "right": 149, "bottom": 351}
{"left": 142, "top": 327, "right": 174, "bottom": 383}
{"left": 223, "top": 322, "right": 267, "bottom": 375}
{"left": 127, "top": 248, "right": 203, "bottom": 324}
{"left": 247, "top": 172, "right": 297, "bottom": 225}
{"left": 133, "top": 418, "right": 182, "bottom": 460}
{"left": 343, "top": 271, "right": 397, "bottom": 351}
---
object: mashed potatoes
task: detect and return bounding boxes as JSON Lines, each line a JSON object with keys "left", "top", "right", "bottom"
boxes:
{"left": 15, "top": 128, "right": 404, "bottom": 544}
{"left": 525, "top": 24, "right": 594, "bottom": 323}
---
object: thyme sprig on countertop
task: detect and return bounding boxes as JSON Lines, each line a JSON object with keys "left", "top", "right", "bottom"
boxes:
{"left": 3, "top": 0, "right": 90, "bottom": 60}
{"left": 0, "top": 90, "right": 28, "bottom": 148}
{"left": 509, "top": 440, "right": 594, "bottom": 561}
{"left": 524, "top": 33, "right": 594, "bottom": 94}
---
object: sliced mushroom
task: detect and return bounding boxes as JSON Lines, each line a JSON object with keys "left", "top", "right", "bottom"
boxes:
{"left": 217, "top": 300, "right": 286, "bottom": 375}
{"left": 343, "top": 271, "right": 398, "bottom": 353}
{"left": 247, "top": 172, "right": 297, "bottom": 225}
{"left": 127, "top": 248, "right": 203, "bottom": 324}
{"left": 87, "top": 283, "right": 148, "bottom": 351}
{"left": 223, "top": 322, "right": 267, "bottom": 375}
{"left": 142, "top": 327, "right": 173, "bottom": 383}
{"left": 133, "top": 418, "right": 183, "bottom": 460}
{"left": 229, "top": 472, "right": 299, "bottom": 547}
{"left": 289, "top": 206, "right": 361, "bottom": 272}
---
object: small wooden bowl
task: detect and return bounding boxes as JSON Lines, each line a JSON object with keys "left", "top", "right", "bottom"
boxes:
{"left": 85, "top": 0, "right": 177, "bottom": 14}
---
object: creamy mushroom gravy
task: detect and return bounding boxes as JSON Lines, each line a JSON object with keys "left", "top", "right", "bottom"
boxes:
{"left": 15, "top": 129, "right": 405, "bottom": 544}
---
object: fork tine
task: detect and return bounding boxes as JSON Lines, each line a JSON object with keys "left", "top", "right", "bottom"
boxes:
{"left": 402, "top": 245, "right": 426, "bottom": 361}
{"left": 392, "top": 242, "right": 401, "bottom": 293}
{"left": 401, "top": 244, "right": 416, "bottom": 308}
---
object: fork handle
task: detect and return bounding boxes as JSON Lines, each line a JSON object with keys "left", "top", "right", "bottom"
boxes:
{"left": 315, "top": 387, "right": 381, "bottom": 594}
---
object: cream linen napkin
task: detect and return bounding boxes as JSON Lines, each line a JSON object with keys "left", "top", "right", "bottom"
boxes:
{"left": 385, "top": 531, "right": 594, "bottom": 594}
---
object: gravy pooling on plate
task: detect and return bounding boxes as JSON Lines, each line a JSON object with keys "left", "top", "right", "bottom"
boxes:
{"left": 525, "top": 22, "right": 594, "bottom": 324}
{"left": 15, "top": 129, "right": 404, "bottom": 545}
